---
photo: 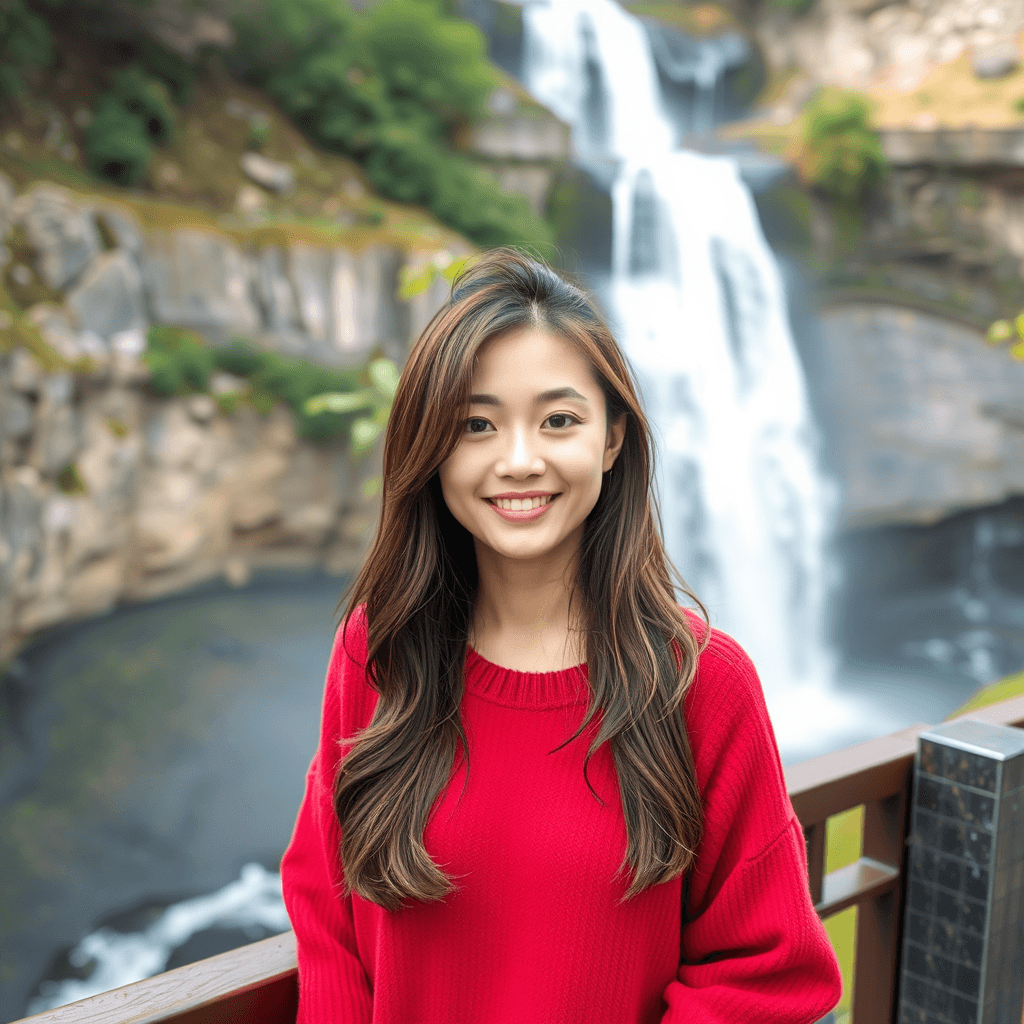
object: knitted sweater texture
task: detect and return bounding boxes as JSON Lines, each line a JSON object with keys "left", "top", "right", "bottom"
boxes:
{"left": 281, "top": 607, "right": 842, "bottom": 1023}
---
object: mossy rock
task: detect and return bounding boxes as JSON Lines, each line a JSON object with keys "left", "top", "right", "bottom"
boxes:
{"left": 545, "top": 163, "right": 613, "bottom": 276}
{"left": 752, "top": 180, "right": 813, "bottom": 255}
{"left": 621, "top": 1, "right": 739, "bottom": 38}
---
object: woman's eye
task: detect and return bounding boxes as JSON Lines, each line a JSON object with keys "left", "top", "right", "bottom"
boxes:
{"left": 465, "top": 417, "right": 492, "bottom": 434}
{"left": 545, "top": 413, "right": 578, "bottom": 429}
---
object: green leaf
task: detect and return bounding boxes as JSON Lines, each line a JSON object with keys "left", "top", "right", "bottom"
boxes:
{"left": 368, "top": 357, "right": 399, "bottom": 398}
{"left": 398, "top": 262, "right": 437, "bottom": 300}
{"left": 987, "top": 319, "right": 1013, "bottom": 345}
{"left": 351, "top": 417, "right": 383, "bottom": 457}
{"left": 304, "top": 390, "right": 375, "bottom": 416}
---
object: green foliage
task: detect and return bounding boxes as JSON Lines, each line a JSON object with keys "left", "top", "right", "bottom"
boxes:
{"left": 768, "top": 0, "right": 817, "bottom": 13}
{"left": 247, "top": 114, "right": 270, "bottom": 150}
{"left": 144, "top": 325, "right": 215, "bottom": 395}
{"left": 131, "top": 37, "right": 196, "bottom": 106}
{"left": 215, "top": 337, "right": 265, "bottom": 377}
{"left": 797, "top": 88, "right": 887, "bottom": 206}
{"left": 85, "top": 68, "right": 176, "bottom": 186}
{"left": 231, "top": 0, "right": 551, "bottom": 248}
{"left": 83, "top": 100, "right": 152, "bottom": 186}
{"left": 109, "top": 68, "right": 176, "bottom": 145}
{"left": 144, "top": 330, "right": 375, "bottom": 444}
{"left": 303, "top": 356, "right": 399, "bottom": 455}
{"left": 397, "top": 250, "right": 467, "bottom": 300}
{"left": 986, "top": 312, "right": 1024, "bottom": 359}
{"left": 361, "top": 0, "right": 494, "bottom": 130}
{"left": 0, "top": 0, "right": 54, "bottom": 99}
{"left": 56, "top": 462, "right": 87, "bottom": 495}
{"left": 83, "top": 98, "right": 153, "bottom": 186}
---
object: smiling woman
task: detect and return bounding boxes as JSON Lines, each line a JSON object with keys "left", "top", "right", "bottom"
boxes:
{"left": 279, "top": 249, "right": 842, "bottom": 1024}
{"left": 438, "top": 327, "right": 625, "bottom": 669}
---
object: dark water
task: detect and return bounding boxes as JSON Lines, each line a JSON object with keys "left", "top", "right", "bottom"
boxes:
{"left": 0, "top": 571, "right": 348, "bottom": 1022}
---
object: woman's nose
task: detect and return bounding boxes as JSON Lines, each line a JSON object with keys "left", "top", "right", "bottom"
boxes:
{"left": 495, "top": 428, "right": 545, "bottom": 477}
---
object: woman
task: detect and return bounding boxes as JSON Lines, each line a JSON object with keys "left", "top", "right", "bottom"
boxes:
{"left": 281, "top": 250, "right": 842, "bottom": 1023}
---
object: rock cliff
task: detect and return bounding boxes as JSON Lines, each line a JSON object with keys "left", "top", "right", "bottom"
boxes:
{"left": 0, "top": 173, "right": 464, "bottom": 660}
{"left": 817, "top": 302, "right": 1024, "bottom": 528}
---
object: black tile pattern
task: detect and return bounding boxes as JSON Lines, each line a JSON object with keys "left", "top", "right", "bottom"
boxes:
{"left": 898, "top": 722, "right": 1024, "bottom": 1024}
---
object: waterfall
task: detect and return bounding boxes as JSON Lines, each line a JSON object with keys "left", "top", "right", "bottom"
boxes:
{"left": 522, "top": 0, "right": 866, "bottom": 757}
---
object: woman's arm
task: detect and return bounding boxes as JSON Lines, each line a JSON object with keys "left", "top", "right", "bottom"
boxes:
{"left": 663, "top": 815, "right": 841, "bottom": 1023}
{"left": 280, "top": 614, "right": 375, "bottom": 1024}
{"left": 661, "top": 626, "right": 842, "bottom": 1023}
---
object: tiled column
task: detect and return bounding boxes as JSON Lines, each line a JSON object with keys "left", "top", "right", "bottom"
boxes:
{"left": 898, "top": 719, "right": 1024, "bottom": 1024}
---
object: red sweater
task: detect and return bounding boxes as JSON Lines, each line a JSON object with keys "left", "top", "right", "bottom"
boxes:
{"left": 281, "top": 607, "right": 842, "bottom": 1023}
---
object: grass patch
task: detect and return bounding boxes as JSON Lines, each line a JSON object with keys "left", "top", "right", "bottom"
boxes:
{"left": 946, "top": 670, "right": 1024, "bottom": 717}
{"left": 620, "top": 1, "right": 738, "bottom": 37}
{"left": 0, "top": 32, "right": 473, "bottom": 258}
{"left": 141, "top": 327, "right": 390, "bottom": 447}
{"left": 0, "top": 281, "right": 73, "bottom": 371}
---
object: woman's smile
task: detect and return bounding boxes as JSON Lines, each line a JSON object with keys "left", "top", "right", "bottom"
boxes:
{"left": 486, "top": 493, "right": 559, "bottom": 519}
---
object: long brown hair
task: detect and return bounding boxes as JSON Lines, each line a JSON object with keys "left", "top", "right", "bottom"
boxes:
{"left": 335, "top": 248, "right": 707, "bottom": 910}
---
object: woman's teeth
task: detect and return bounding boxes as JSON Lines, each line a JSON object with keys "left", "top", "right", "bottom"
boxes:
{"left": 492, "top": 495, "right": 554, "bottom": 511}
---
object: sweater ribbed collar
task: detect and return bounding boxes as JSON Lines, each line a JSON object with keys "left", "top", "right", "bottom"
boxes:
{"left": 464, "top": 647, "right": 589, "bottom": 710}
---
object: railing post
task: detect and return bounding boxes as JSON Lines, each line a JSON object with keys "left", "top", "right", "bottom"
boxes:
{"left": 804, "top": 822, "right": 825, "bottom": 906}
{"left": 897, "top": 719, "right": 1024, "bottom": 1024}
{"left": 851, "top": 791, "right": 910, "bottom": 1024}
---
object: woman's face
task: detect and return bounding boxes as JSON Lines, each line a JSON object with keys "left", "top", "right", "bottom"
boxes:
{"left": 438, "top": 327, "right": 626, "bottom": 570}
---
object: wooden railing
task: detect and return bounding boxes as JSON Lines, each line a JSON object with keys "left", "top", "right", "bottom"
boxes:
{"left": 787, "top": 692, "right": 1024, "bottom": 1024}
{"left": 13, "top": 692, "right": 1024, "bottom": 1024}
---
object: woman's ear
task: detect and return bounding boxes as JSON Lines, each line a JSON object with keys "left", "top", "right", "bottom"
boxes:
{"left": 603, "top": 413, "right": 627, "bottom": 473}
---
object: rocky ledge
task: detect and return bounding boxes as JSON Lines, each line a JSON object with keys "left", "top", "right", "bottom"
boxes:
{"left": 0, "top": 344, "right": 379, "bottom": 662}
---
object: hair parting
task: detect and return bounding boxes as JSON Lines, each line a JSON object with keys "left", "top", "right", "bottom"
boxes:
{"left": 334, "top": 248, "right": 708, "bottom": 910}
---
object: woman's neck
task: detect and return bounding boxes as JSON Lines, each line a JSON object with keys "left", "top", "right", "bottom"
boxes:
{"left": 470, "top": 540, "right": 584, "bottom": 673}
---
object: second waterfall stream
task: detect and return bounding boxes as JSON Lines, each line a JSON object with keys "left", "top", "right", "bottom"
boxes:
{"left": 521, "top": 0, "right": 874, "bottom": 758}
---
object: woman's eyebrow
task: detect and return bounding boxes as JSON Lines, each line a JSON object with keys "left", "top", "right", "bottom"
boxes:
{"left": 468, "top": 387, "right": 591, "bottom": 406}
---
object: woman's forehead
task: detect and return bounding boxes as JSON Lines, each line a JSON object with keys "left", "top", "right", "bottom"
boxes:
{"left": 470, "top": 328, "right": 599, "bottom": 390}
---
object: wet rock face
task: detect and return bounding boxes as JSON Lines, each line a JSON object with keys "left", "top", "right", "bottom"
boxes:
{"left": 0, "top": 177, "right": 469, "bottom": 657}
{"left": 817, "top": 303, "right": 1024, "bottom": 529}
{"left": 0, "top": 351, "right": 378, "bottom": 658}
{"left": 13, "top": 185, "right": 103, "bottom": 291}
{"left": 67, "top": 252, "right": 148, "bottom": 342}
{"left": 2, "top": 178, "right": 467, "bottom": 369}
{"left": 144, "top": 229, "right": 261, "bottom": 340}
{"left": 757, "top": 0, "right": 1024, "bottom": 93}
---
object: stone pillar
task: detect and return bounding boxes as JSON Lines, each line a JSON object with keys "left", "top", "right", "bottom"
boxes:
{"left": 898, "top": 719, "right": 1024, "bottom": 1024}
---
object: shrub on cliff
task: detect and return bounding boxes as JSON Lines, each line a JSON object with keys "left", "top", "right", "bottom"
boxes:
{"left": 0, "top": 0, "right": 53, "bottom": 99}
{"left": 85, "top": 70, "right": 176, "bottom": 185}
{"left": 230, "top": 0, "right": 551, "bottom": 249}
{"left": 83, "top": 100, "right": 153, "bottom": 186}
{"left": 144, "top": 326, "right": 215, "bottom": 395}
{"left": 794, "top": 88, "right": 886, "bottom": 206}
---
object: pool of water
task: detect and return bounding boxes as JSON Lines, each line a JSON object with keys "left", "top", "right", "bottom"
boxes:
{"left": 0, "top": 571, "right": 347, "bottom": 1022}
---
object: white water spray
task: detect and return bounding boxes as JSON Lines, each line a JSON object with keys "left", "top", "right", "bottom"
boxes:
{"left": 523, "top": 0, "right": 877, "bottom": 757}
{"left": 25, "top": 864, "right": 289, "bottom": 1015}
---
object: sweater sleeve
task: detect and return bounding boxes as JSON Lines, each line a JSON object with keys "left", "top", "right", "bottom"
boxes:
{"left": 661, "top": 627, "right": 842, "bottom": 1023}
{"left": 280, "top": 611, "right": 376, "bottom": 1024}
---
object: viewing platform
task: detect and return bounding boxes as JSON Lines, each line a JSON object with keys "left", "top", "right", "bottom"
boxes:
{"left": 9, "top": 690, "right": 1024, "bottom": 1024}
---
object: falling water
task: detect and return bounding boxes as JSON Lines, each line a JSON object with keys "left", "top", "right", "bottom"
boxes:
{"left": 522, "top": 0, "right": 867, "bottom": 755}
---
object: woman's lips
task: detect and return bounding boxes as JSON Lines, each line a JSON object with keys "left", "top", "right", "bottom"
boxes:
{"left": 486, "top": 495, "right": 558, "bottom": 521}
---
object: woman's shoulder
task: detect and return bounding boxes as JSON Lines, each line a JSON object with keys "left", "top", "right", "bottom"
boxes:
{"left": 324, "top": 603, "right": 378, "bottom": 736}
{"left": 681, "top": 608, "right": 763, "bottom": 703}
{"left": 679, "top": 610, "right": 785, "bottom": 796}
